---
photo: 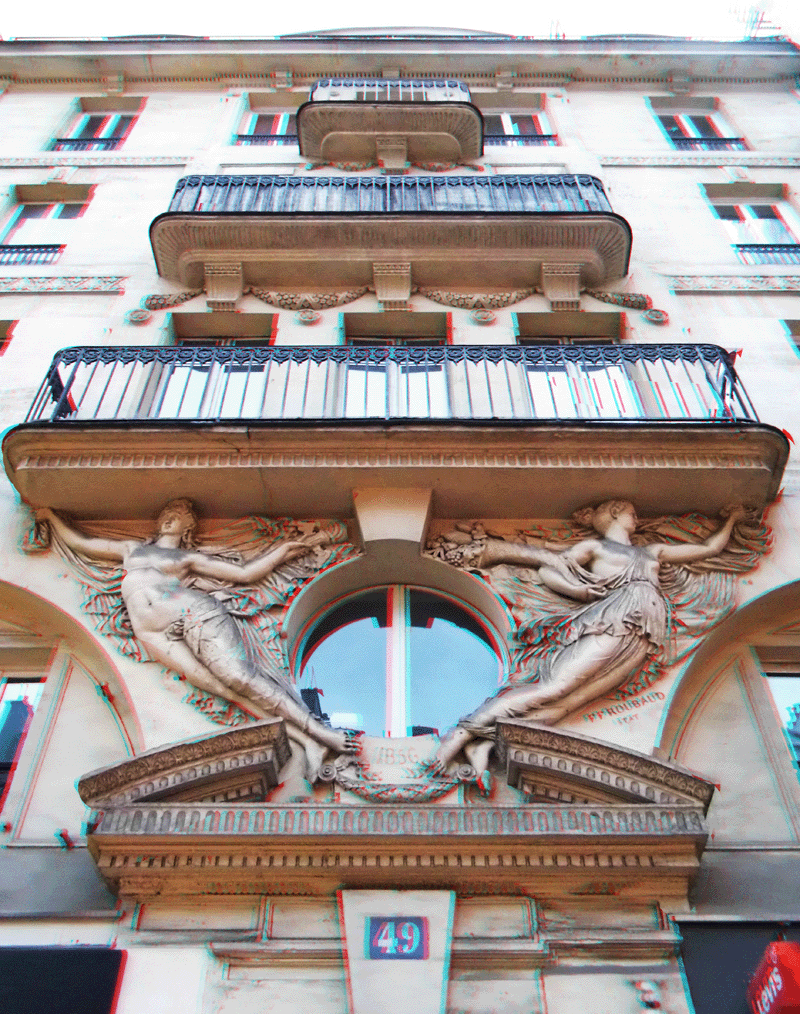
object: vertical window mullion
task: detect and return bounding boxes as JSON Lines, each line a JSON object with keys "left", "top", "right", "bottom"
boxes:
{"left": 385, "top": 585, "right": 410, "bottom": 738}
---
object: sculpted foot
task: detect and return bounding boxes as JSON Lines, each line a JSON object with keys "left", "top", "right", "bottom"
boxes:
{"left": 425, "top": 727, "right": 473, "bottom": 777}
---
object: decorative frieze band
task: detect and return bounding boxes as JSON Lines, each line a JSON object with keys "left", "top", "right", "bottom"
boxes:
{"left": 0, "top": 155, "right": 187, "bottom": 168}
{"left": 667, "top": 274, "right": 800, "bottom": 292}
{"left": 15, "top": 446, "right": 773, "bottom": 473}
{"left": 602, "top": 153, "right": 800, "bottom": 168}
{"left": 95, "top": 802, "right": 705, "bottom": 838}
{"left": 0, "top": 275, "right": 126, "bottom": 294}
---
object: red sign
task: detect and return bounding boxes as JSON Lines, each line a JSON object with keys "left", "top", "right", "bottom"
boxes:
{"left": 748, "top": 942, "right": 800, "bottom": 1014}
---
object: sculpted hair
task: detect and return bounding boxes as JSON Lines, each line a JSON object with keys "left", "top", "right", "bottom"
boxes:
{"left": 156, "top": 498, "right": 198, "bottom": 549}
{"left": 572, "top": 500, "right": 635, "bottom": 535}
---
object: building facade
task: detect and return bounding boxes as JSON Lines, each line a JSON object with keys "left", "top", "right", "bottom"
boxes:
{"left": 0, "top": 28, "right": 799, "bottom": 1014}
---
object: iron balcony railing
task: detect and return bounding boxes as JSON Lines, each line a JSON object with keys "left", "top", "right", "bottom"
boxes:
{"left": 0, "top": 244, "right": 64, "bottom": 266}
{"left": 309, "top": 78, "right": 472, "bottom": 102}
{"left": 166, "top": 173, "right": 613, "bottom": 215}
{"left": 27, "top": 344, "right": 757, "bottom": 427}
{"left": 234, "top": 133, "right": 299, "bottom": 146}
{"left": 671, "top": 137, "right": 747, "bottom": 151}
{"left": 484, "top": 134, "right": 558, "bottom": 147}
{"left": 51, "top": 137, "right": 123, "bottom": 151}
{"left": 736, "top": 244, "right": 800, "bottom": 265}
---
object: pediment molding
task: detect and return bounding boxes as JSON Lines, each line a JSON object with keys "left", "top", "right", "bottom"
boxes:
{"left": 497, "top": 720, "right": 714, "bottom": 810}
{"left": 78, "top": 718, "right": 290, "bottom": 807}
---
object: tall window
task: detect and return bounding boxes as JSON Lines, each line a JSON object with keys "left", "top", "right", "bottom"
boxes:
{"left": 650, "top": 97, "right": 745, "bottom": 150}
{"left": 298, "top": 587, "right": 501, "bottom": 738}
{"left": 483, "top": 111, "right": 556, "bottom": 146}
{"left": 705, "top": 185, "right": 800, "bottom": 265}
{"left": 0, "top": 674, "right": 45, "bottom": 808}
{"left": 236, "top": 111, "right": 297, "bottom": 146}
{"left": 54, "top": 113, "right": 137, "bottom": 151}
{"left": 52, "top": 97, "right": 143, "bottom": 151}
{"left": 342, "top": 312, "right": 449, "bottom": 418}
{"left": 0, "top": 186, "right": 91, "bottom": 266}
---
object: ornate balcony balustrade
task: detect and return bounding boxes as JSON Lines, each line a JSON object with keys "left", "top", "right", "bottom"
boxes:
{"left": 671, "top": 137, "right": 747, "bottom": 151}
{"left": 234, "top": 133, "right": 298, "bottom": 146}
{"left": 309, "top": 78, "right": 473, "bottom": 103}
{"left": 736, "top": 243, "right": 800, "bottom": 265}
{"left": 484, "top": 134, "right": 558, "bottom": 147}
{"left": 5, "top": 344, "right": 785, "bottom": 520}
{"left": 0, "top": 243, "right": 64, "bottom": 265}
{"left": 151, "top": 173, "right": 630, "bottom": 309}
{"left": 298, "top": 78, "right": 480, "bottom": 165}
{"left": 51, "top": 137, "right": 123, "bottom": 151}
{"left": 166, "top": 173, "right": 612, "bottom": 216}
{"left": 24, "top": 343, "right": 758, "bottom": 427}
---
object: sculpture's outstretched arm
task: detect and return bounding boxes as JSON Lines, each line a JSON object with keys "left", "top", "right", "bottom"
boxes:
{"left": 654, "top": 506, "right": 747, "bottom": 565}
{"left": 35, "top": 508, "right": 134, "bottom": 563}
{"left": 185, "top": 539, "right": 316, "bottom": 586}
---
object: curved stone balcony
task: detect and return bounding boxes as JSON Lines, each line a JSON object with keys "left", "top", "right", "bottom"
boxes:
{"left": 3, "top": 343, "right": 787, "bottom": 519}
{"left": 297, "top": 78, "right": 482, "bottom": 164}
{"left": 149, "top": 173, "right": 631, "bottom": 310}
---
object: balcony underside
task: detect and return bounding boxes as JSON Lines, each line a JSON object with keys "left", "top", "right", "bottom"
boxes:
{"left": 150, "top": 214, "right": 631, "bottom": 307}
{"left": 296, "top": 101, "right": 484, "bottom": 162}
{"left": 4, "top": 422, "right": 787, "bottom": 521}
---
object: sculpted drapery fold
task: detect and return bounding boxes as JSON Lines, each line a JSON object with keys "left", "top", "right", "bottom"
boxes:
{"left": 25, "top": 502, "right": 361, "bottom": 791}
{"left": 424, "top": 502, "right": 770, "bottom": 777}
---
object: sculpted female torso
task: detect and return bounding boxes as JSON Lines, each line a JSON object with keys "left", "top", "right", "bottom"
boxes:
{"left": 430, "top": 499, "right": 746, "bottom": 778}
{"left": 35, "top": 502, "right": 359, "bottom": 773}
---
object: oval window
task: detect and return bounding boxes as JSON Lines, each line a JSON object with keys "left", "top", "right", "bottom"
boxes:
{"left": 298, "top": 586, "right": 501, "bottom": 738}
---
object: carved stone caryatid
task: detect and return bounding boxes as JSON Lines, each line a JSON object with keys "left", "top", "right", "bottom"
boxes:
{"left": 28, "top": 500, "right": 361, "bottom": 796}
{"left": 425, "top": 501, "right": 770, "bottom": 779}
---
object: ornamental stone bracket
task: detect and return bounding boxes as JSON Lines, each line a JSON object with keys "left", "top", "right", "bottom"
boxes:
{"left": 375, "top": 137, "right": 408, "bottom": 170}
{"left": 496, "top": 721, "right": 715, "bottom": 811}
{"left": 204, "top": 262, "right": 243, "bottom": 311}
{"left": 78, "top": 719, "right": 291, "bottom": 808}
{"left": 86, "top": 798, "right": 708, "bottom": 902}
{"left": 373, "top": 262, "right": 412, "bottom": 308}
{"left": 541, "top": 263, "right": 582, "bottom": 310}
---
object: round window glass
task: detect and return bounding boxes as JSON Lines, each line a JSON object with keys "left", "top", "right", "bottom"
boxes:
{"left": 298, "top": 586, "right": 501, "bottom": 738}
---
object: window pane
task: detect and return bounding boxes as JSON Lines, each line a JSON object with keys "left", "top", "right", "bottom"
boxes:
{"left": 299, "top": 588, "right": 500, "bottom": 738}
{"left": 688, "top": 114, "right": 718, "bottom": 137}
{"left": 0, "top": 679, "right": 45, "bottom": 804}
{"left": 407, "top": 591, "right": 499, "bottom": 735}
{"left": 300, "top": 590, "right": 389, "bottom": 736}
{"left": 765, "top": 674, "right": 800, "bottom": 765}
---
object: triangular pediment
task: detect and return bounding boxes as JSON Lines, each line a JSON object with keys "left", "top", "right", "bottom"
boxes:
{"left": 497, "top": 720, "right": 714, "bottom": 811}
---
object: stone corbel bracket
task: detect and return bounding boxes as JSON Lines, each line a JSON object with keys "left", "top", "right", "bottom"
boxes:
{"left": 78, "top": 718, "right": 291, "bottom": 808}
{"left": 496, "top": 720, "right": 715, "bottom": 812}
{"left": 541, "top": 262, "right": 583, "bottom": 310}
{"left": 204, "top": 262, "right": 243, "bottom": 310}
{"left": 376, "top": 136, "right": 408, "bottom": 170}
{"left": 373, "top": 262, "right": 412, "bottom": 309}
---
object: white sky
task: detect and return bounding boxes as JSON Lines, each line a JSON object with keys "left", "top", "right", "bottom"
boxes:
{"left": 1, "top": 0, "right": 797, "bottom": 42}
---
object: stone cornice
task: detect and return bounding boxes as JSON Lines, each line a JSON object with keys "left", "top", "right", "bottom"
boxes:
{"left": 89, "top": 801, "right": 707, "bottom": 899}
{"left": 4, "top": 421, "right": 787, "bottom": 519}
{"left": 150, "top": 214, "right": 631, "bottom": 293}
{"left": 211, "top": 930, "right": 679, "bottom": 968}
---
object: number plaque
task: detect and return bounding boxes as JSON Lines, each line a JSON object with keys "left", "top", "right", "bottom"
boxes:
{"left": 367, "top": 917, "right": 429, "bottom": 960}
